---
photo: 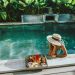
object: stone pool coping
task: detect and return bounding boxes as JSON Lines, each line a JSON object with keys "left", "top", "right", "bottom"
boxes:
{"left": 0, "top": 22, "right": 44, "bottom": 26}
{"left": 0, "top": 54, "right": 75, "bottom": 74}
{"left": 0, "top": 21, "right": 75, "bottom": 26}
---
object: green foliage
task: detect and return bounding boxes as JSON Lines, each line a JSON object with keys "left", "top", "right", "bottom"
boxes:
{"left": 47, "top": 0, "right": 75, "bottom": 13}
{"left": 0, "top": 0, "right": 75, "bottom": 22}
{"left": 25, "top": 0, "right": 35, "bottom": 4}
{"left": 0, "top": 12, "right": 7, "bottom": 20}
{"left": 22, "top": 0, "right": 47, "bottom": 14}
{"left": 2, "top": 0, "right": 9, "bottom": 7}
{"left": 52, "top": 0, "right": 75, "bottom": 8}
{"left": 0, "top": 0, "right": 47, "bottom": 22}
{"left": 34, "top": 0, "right": 46, "bottom": 7}
{"left": 0, "top": 0, "right": 8, "bottom": 21}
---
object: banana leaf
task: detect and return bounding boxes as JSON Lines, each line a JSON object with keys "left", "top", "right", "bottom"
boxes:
{"left": 0, "top": 12, "right": 7, "bottom": 20}
{"left": 10, "top": 0, "right": 18, "bottom": 3}
{"left": 3, "top": 0, "right": 9, "bottom": 7}
{"left": 25, "top": 0, "right": 35, "bottom": 5}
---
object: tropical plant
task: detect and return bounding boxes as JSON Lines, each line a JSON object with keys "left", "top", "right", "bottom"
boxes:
{"left": 21, "top": 0, "right": 47, "bottom": 14}
{"left": 6, "top": 0, "right": 21, "bottom": 21}
{"left": 0, "top": 12, "right": 7, "bottom": 21}
{"left": 47, "top": 0, "right": 75, "bottom": 13}
{"left": 0, "top": 0, "right": 25, "bottom": 22}
{"left": 34, "top": 0, "right": 47, "bottom": 14}
{"left": 0, "top": 0, "right": 75, "bottom": 22}
{"left": 0, "top": 0, "right": 8, "bottom": 21}
{"left": 20, "top": 0, "right": 36, "bottom": 14}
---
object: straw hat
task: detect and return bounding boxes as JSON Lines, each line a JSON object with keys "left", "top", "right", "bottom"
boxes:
{"left": 47, "top": 33, "right": 62, "bottom": 46}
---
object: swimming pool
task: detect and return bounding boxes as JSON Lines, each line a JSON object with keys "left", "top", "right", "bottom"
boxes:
{"left": 0, "top": 23, "right": 75, "bottom": 59}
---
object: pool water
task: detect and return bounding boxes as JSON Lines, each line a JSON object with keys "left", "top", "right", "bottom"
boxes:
{"left": 0, "top": 23, "right": 75, "bottom": 60}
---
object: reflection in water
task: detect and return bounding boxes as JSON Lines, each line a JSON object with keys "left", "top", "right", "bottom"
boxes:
{"left": 0, "top": 24, "right": 75, "bottom": 59}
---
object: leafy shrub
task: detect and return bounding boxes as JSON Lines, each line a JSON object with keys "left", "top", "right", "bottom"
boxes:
{"left": 0, "top": 0, "right": 75, "bottom": 22}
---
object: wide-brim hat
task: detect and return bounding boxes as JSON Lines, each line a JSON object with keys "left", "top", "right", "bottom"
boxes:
{"left": 47, "top": 33, "right": 62, "bottom": 46}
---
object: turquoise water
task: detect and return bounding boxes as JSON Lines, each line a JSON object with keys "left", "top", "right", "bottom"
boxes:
{"left": 0, "top": 24, "right": 75, "bottom": 59}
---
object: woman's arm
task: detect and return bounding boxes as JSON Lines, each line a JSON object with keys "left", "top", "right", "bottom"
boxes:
{"left": 57, "top": 45, "right": 67, "bottom": 58}
{"left": 61, "top": 45, "right": 67, "bottom": 56}
{"left": 49, "top": 44, "right": 57, "bottom": 57}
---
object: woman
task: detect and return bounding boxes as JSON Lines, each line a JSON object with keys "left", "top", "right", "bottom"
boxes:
{"left": 47, "top": 33, "right": 67, "bottom": 58}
